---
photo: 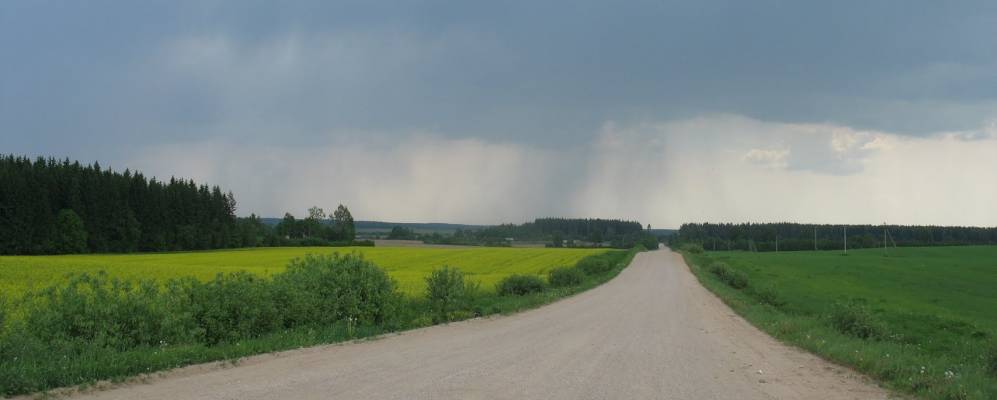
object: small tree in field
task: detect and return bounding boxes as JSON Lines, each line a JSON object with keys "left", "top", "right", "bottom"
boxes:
{"left": 333, "top": 204, "right": 355, "bottom": 241}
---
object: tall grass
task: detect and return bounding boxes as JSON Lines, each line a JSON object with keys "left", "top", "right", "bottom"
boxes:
{"left": 707, "top": 262, "right": 748, "bottom": 289}
{"left": 0, "top": 247, "right": 641, "bottom": 396}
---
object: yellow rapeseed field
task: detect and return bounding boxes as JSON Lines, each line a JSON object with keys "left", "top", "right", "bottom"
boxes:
{"left": 0, "top": 246, "right": 612, "bottom": 297}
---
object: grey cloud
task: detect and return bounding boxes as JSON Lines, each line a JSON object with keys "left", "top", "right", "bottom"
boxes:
{"left": 3, "top": 1, "right": 997, "bottom": 226}
{"left": 126, "top": 135, "right": 579, "bottom": 225}
{"left": 4, "top": 0, "right": 997, "bottom": 156}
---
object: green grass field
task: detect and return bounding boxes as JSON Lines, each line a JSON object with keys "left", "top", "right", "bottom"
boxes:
{"left": 683, "top": 246, "right": 997, "bottom": 400}
{"left": 0, "top": 246, "right": 610, "bottom": 297}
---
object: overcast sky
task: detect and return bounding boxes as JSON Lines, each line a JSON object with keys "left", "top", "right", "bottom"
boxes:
{"left": 3, "top": 1, "right": 996, "bottom": 227}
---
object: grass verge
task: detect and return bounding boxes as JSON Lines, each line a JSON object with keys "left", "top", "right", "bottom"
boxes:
{"left": 680, "top": 249, "right": 996, "bottom": 400}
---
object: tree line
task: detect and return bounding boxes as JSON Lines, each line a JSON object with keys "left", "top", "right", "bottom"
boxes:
{"left": 267, "top": 205, "right": 359, "bottom": 246}
{"left": 671, "top": 222, "right": 997, "bottom": 252}
{"left": 416, "top": 217, "right": 658, "bottom": 249}
{"left": 474, "top": 218, "right": 643, "bottom": 242}
{"left": 0, "top": 155, "right": 357, "bottom": 255}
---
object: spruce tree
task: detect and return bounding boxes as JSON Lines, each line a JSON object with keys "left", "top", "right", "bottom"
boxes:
{"left": 54, "top": 209, "right": 88, "bottom": 253}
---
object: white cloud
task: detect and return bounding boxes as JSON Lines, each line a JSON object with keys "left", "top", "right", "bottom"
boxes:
{"left": 743, "top": 148, "right": 790, "bottom": 169}
{"left": 572, "top": 115, "right": 997, "bottom": 227}
{"left": 124, "top": 115, "right": 997, "bottom": 228}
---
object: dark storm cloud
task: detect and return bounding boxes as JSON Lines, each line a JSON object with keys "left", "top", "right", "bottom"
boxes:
{"left": 3, "top": 0, "right": 996, "bottom": 154}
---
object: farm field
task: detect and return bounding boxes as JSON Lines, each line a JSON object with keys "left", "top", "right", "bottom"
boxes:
{"left": 0, "top": 245, "right": 637, "bottom": 396}
{"left": 0, "top": 246, "right": 611, "bottom": 297}
{"left": 683, "top": 245, "right": 997, "bottom": 400}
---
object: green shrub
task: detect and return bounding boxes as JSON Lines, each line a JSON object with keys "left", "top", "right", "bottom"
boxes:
{"left": 497, "top": 275, "right": 546, "bottom": 296}
{"left": 185, "top": 272, "right": 282, "bottom": 344}
{"left": 573, "top": 249, "right": 636, "bottom": 277}
{"left": 0, "top": 328, "right": 49, "bottom": 395}
{"left": 12, "top": 254, "right": 401, "bottom": 350}
{"left": 681, "top": 243, "right": 705, "bottom": 254}
{"left": 411, "top": 315, "right": 433, "bottom": 328}
{"left": 158, "top": 277, "right": 203, "bottom": 343}
{"left": 425, "top": 266, "right": 475, "bottom": 322}
{"left": 274, "top": 254, "right": 398, "bottom": 328}
{"left": 577, "top": 257, "right": 613, "bottom": 276}
{"left": 548, "top": 267, "right": 585, "bottom": 287}
{"left": 830, "top": 302, "right": 885, "bottom": 340}
{"left": 749, "top": 286, "right": 785, "bottom": 308}
{"left": 20, "top": 272, "right": 169, "bottom": 349}
{"left": 709, "top": 262, "right": 748, "bottom": 289}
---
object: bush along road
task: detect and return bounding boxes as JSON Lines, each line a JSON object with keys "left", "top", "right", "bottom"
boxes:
{"left": 1, "top": 247, "right": 640, "bottom": 397}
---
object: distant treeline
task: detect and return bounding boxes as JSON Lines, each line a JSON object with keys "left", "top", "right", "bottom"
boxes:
{"left": 260, "top": 219, "right": 483, "bottom": 237}
{"left": 265, "top": 206, "right": 359, "bottom": 246}
{"left": 0, "top": 155, "right": 358, "bottom": 255}
{"left": 671, "top": 222, "right": 997, "bottom": 252}
{"left": 483, "top": 218, "right": 645, "bottom": 242}
{"left": 354, "top": 221, "right": 484, "bottom": 235}
{"left": 0, "top": 155, "right": 244, "bottom": 255}
{"left": 409, "top": 218, "right": 659, "bottom": 249}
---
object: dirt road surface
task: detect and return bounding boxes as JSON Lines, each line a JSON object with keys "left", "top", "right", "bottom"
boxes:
{"left": 68, "top": 249, "right": 891, "bottom": 400}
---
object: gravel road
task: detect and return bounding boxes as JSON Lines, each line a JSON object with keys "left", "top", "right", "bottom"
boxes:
{"left": 68, "top": 249, "right": 891, "bottom": 399}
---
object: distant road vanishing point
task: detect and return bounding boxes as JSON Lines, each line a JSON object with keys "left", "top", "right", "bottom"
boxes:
{"left": 69, "top": 249, "right": 889, "bottom": 400}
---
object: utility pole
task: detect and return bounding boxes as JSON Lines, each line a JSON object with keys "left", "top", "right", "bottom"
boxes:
{"left": 814, "top": 227, "right": 818, "bottom": 251}
{"left": 776, "top": 235, "right": 779, "bottom": 252}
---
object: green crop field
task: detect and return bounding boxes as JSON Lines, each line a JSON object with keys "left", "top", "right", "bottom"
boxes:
{"left": 683, "top": 246, "right": 997, "bottom": 400}
{"left": 0, "top": 246, "right": 611, "bottom": 297}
